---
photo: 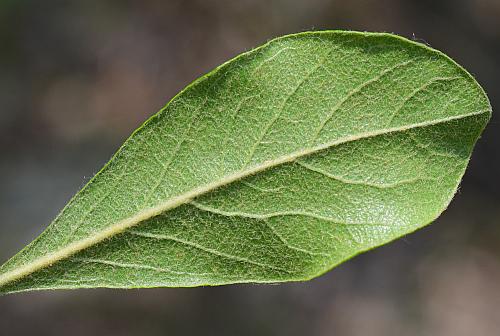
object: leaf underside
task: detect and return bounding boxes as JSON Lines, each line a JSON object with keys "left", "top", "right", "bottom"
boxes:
{"left": 0, "top": 31, "right": 491, "bottom": 295}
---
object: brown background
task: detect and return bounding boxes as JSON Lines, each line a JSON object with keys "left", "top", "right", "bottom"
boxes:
{"left": 1, "top": 1, "right": 499, "bottom": 335}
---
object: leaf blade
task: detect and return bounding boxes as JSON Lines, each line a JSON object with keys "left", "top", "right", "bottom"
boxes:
{"left": 0, "top": 31, "right": 491, "bottom": 294}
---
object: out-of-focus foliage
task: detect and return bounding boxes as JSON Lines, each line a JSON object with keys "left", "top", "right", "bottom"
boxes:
{"left": 0, "top": 1, "right": 498, "bottom": 335}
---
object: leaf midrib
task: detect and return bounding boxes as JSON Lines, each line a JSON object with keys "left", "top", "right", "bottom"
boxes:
{"left": 0, "top": 108, "right": 488, "bottom": 288}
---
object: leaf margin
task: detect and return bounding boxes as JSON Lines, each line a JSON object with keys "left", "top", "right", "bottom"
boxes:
{"left": 0, "top": 30, "right": 492, "bottom": 295}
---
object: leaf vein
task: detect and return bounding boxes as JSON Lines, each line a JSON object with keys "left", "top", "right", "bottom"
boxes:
{"left": 386, "top": 76, "right": 462, "bottom": 126}
{"left": 296, "top": 161, "right": 435, "bottom": 188}
{"left": 127, "top": 230, "right": 292, "bottom": 274}
{"left": 245, "top": 49, "right": 334, "bottom": 165}
{"left": 0, "top": 108, "right": 488, "bottom": 288}
{"left": 75, "top": 257, "right": 210, "bottom": 277}
{"left": 311, "top": 59, "right": 416, "bottom": 142}
{"left": 190, "top": 200, "right": 388, "bottom": 226}
{"left": 264, "top": 222, "right": 331, "bottom": 257}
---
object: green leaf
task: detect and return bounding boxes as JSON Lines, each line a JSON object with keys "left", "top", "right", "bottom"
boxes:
{"left": 0, "top": 31, "right": 491, "bottom": 295}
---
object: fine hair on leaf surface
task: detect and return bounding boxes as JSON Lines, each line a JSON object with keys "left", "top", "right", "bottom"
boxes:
{"left": 0, "top": 30, "right": 491, "bottom": 295}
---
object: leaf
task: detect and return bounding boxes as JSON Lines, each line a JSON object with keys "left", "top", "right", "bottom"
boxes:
{"left": 0, "top": 31, "right": 491, "bottom": 295}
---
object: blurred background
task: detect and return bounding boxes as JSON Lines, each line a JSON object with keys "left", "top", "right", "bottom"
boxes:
{"left": 0, "top": 1, "right": 499, "bottom": 335}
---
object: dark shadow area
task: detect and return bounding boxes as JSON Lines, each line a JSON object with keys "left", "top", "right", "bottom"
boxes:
{"left": 1, "top": 1, "right": 498, "bottom": 335}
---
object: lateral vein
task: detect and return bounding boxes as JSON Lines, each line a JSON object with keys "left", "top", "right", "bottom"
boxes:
{"left": 0, "top": 108, "right": 489, "bottom": 288}
{"left": 296, "top": 161, "right": 435, "bottom": 189}
{"left": 127, "top": 230, "right": 291, "bottom": 273}
{"left": 311, "top": 59, "right": 416, "bottom": 142}
{"left": 74, "top": 257, "right": 211, "bottom": 277}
